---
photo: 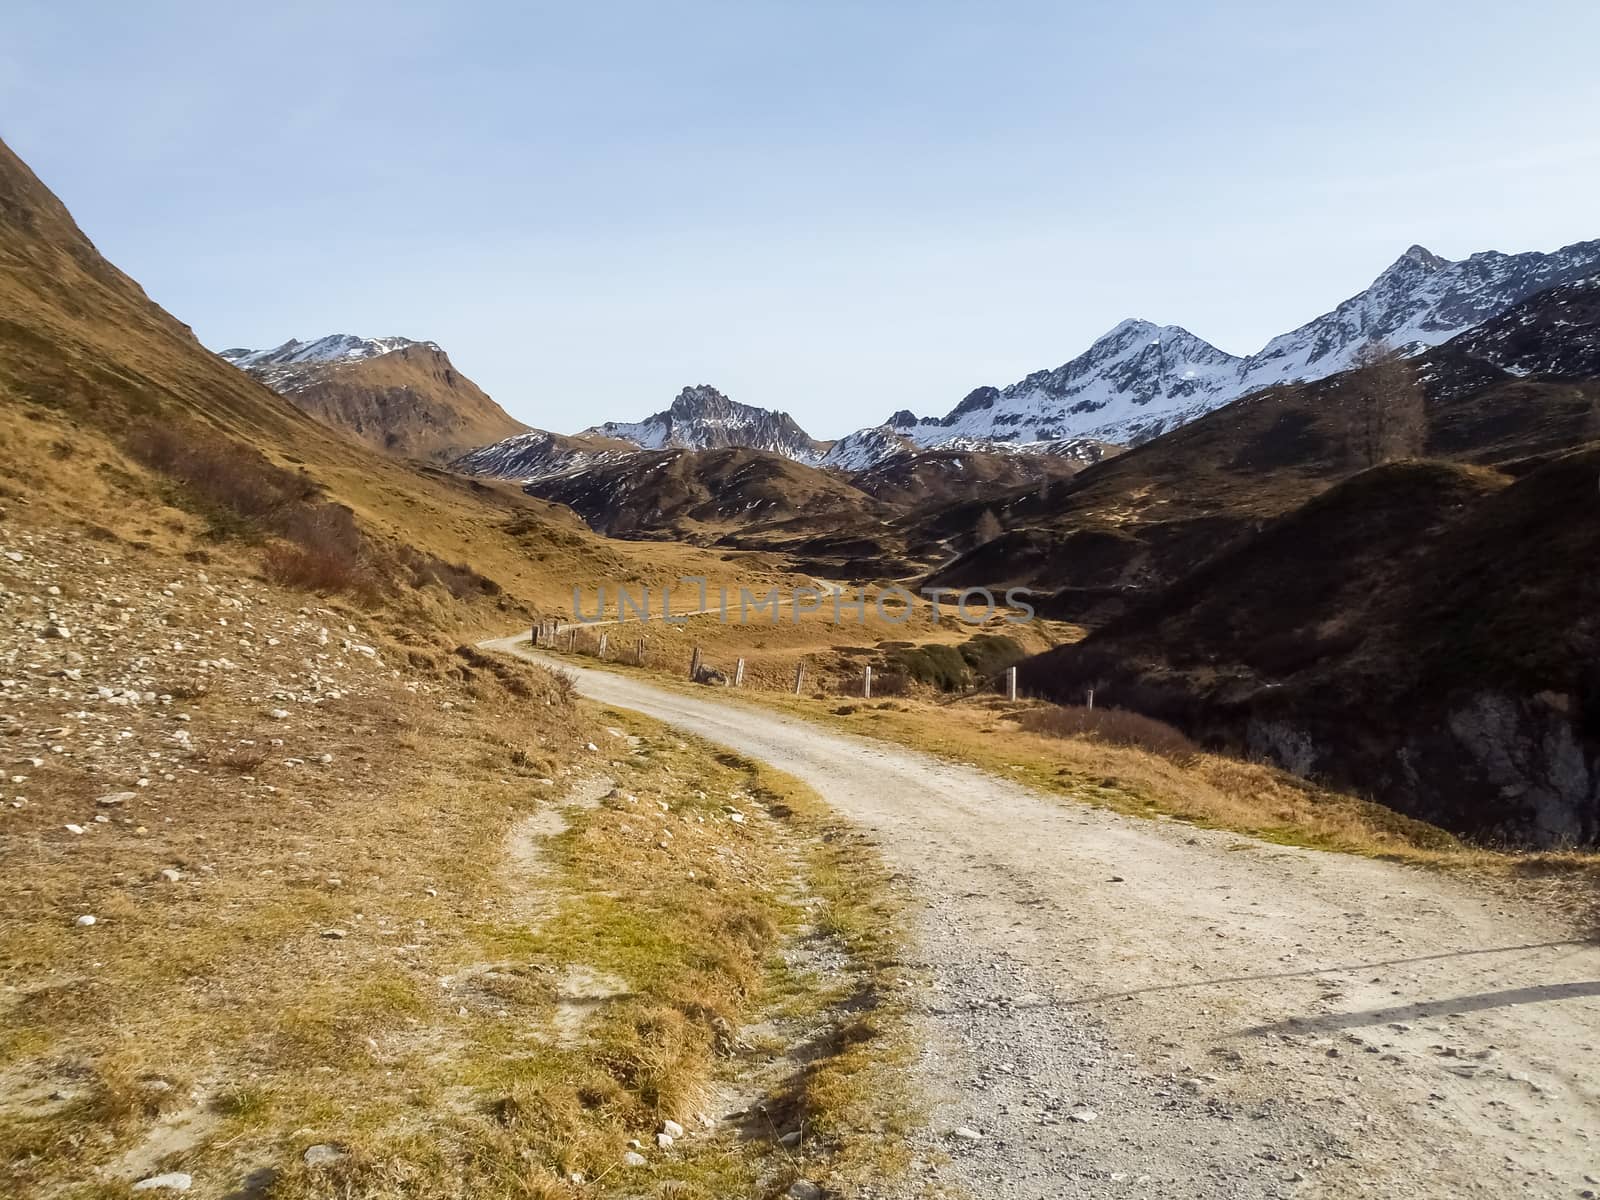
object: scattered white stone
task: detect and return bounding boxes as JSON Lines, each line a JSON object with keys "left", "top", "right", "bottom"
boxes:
{"left": 43, "top": 625, "right": 71, "bottom": 640}
{"left": 159, "top": 868, "right": 184, "bottom": 884}
{"left": 660, "top": 1119, "right": 685, "bottom": 1138}
{"left": 64, "top": 824, "right": 86, "bottom": 835}
{"left": 303, "top": 1144, "right": 347, "bottom": 1167}
{"left": 788, "top": 1182, "right": 823, "bottom": 1200}
{"left": 951, "top": 1126, "right": 984, "bottom": 1142}
{"left": 268, "top": 708, "right": 290, "bottom": 720}
{"left": 2, "top": 550, "right": 22, "bottom": 563}
{"left": 1070, "top": 1109, "right": 1098, "bottom": 1123}
{"left": 132, "top": 1173, "right": 191, "bottom": 1192}
{"left": 655, "top": 1133, "right": 674, "bottom": 1149}
{"left": 622, "top": 1151, "right": 647, "bottom": 1168}
{"left": 320, "top": 928, "right": 349, "bottom": 940}
{"left": 97, "top": 791, "right": 137, "bottom": 807}
{"left": 75, "top": 914, "right": 96, "bottom": 927}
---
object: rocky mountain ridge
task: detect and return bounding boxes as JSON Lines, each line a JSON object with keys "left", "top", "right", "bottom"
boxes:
{"left": 583, "top": 385, "right": 830, "bottom": 463}
{"left": 888, "top": 239, "right": 1600, "bottom": 449}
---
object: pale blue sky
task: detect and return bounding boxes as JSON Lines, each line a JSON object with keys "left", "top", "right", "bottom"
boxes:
{"left": 6, "top": 1, "right": 1599, "bottom": 438}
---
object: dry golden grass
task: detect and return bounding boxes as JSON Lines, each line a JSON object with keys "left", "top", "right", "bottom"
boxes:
{"left": 0, "top": 518, "right": 915, "bottom": 1198}
{"left": 550, "top": 589, "right": 1074, "bottom": 695}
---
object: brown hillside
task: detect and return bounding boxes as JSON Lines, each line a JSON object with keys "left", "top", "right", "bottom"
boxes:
{"left": 523, "top": 445, "right": 893, "bottom": 544}
{"left": 256, "top": 342, "right": 529, "bottom": 461}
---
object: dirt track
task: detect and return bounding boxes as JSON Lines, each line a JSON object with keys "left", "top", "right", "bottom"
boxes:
{"left": 482, "top": 638, "right": 1600, "bottom": 1199}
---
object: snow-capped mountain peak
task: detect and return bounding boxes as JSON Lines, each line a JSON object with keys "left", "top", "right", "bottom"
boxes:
{"left": 888, "top": 317, "right": 1244, "bottom": 447}
{"left": 881, "top": 237, "right": 1600, "bottom": 451}
{"left": 220, "top": 334, "right": 434, "bottom": 370}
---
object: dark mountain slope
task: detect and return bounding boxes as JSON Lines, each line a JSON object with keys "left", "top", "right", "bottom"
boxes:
{"left": 849, "top": 446, "right": 1092, "bottom": 508}
{"left": 1018, "top": 450, "right": 1600, "bottom": 845}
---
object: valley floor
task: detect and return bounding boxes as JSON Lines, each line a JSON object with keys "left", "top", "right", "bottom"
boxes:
{"left": 484, "top": 637, "right": 1600, "bottom": 1200}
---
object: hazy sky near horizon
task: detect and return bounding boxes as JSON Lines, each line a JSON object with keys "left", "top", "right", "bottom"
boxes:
{"left": 7, "top": 1, "right": 1599, "bottom": 438}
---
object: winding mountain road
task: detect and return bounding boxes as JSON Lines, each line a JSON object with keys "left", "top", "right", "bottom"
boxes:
{"left": 482, "top": 636, "right": 1600, "bottom": 1199}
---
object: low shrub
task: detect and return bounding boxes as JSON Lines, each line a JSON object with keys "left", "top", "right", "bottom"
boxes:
{"left": 261, "top": 542, "right": 380, "bottom": 602}
{"left": 885, "top": 643, "right": 970, "bottom": 691}
{"left": 124, "top": 422, "right": 317, "bottom": 527}
{"left": 126, "top": 419, "right": 503, "bottom": 607}
{"left": 1016, "top": 704, "right": 1199, "bottom": 762}
{"left": 397, "top": 545, "right": 501, "bottom": 598}
{"left": 959, "top": 633, "right": 1026, "bottom": 681}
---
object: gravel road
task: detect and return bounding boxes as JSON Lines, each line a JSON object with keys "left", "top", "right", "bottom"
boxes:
{"left": 482, "top": 638, "right": 1600, "bottom": 1199}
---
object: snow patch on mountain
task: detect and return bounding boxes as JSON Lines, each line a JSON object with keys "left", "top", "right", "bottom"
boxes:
{"left": 819, "top": 426, "right": 918, "bottom": 471}
{"left": 451, "top": 431, "right": 636, "bottom": 483}
{"left": 220, "top": 334, "right": 432, "bottom": 371}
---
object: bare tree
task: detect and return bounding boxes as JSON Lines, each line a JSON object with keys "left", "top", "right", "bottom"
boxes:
{"left": 1349, "top": 341, "right": 1426, "bottom": 467}
{"left": 974, "top": 508, "right": 1003, "bottom": 546}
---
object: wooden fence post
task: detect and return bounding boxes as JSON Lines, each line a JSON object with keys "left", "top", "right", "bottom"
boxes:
{"left": 636, "top": 637, "right": 645, "bottom": 666}
{"left": 863, "top": 665, "right": 872, "bottom": 699}
{"left": 1086, "top": 687, "right": 1095, "bottom": 710}
{"left": 793, "top": 664, "right": 805, "bottom": 695}
{"left": 567, "top": 628, "right": 576, "bottom": 652}
{"left": 689, "top": 646, "right": 702, "bottom": 680}
{"left": 1006, "top": 665, "right": 1018, "bottom": 702}
{"left": 734, "top": 658, "right": 746, "bottom": 687}
{"left": 598, "top": 633, "right": 608, "bottom": 659}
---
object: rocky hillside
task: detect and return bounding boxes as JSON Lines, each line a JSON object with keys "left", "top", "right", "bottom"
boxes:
{"left": 886, "top": 239, "right": 1600, "bottom": 449}
{"left": 220, "top": 336, "right": 528, "bottom": 461}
